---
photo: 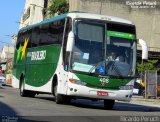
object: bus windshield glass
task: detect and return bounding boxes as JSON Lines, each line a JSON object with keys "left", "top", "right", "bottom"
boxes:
{"left": 71, "top": 19, "right": 136, "bottom": 77}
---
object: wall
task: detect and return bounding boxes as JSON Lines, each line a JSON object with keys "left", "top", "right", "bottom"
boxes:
{"left": 20, "top": 0, "right": 45, "bottom": 29}
{"left": 1, "top": 46, "right": 14, "bottom": 62}
{"left": 69, "top": 0, "right": 160, "bottom": 52}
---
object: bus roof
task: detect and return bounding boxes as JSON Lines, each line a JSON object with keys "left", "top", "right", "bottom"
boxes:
{"left": 67, "top": 12, "right": 134, "bottom": 25}
{"left": 19, "top": 12, "right": 134, "bottom": 32}
{"left": 19, "top": 13, "right": 67, "bottom": 32}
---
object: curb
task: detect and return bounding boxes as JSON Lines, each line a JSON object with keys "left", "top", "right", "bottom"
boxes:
{"left": 130, "top": 96, "right": 160, "bottom": 107}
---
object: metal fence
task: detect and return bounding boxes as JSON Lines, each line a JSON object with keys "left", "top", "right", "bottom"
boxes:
{"left": 145, "top": 70, "right": 157, "bottom": 99}
{"left": 157, "top": 75, "right": 160, "bottom": 98}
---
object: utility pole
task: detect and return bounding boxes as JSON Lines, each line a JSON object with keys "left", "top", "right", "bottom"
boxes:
{"left": 16, "top": 21, "right": 28, "bottom": 26}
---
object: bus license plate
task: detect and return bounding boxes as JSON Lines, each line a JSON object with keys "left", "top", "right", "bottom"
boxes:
{"left": 97, "top": 91, "right": 108, "bottom": 96}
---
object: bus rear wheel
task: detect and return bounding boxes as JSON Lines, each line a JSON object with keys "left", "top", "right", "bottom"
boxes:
{"left": 20, "top": 77, "right": 36, "bottom": 97}
{"left": 104, "top": 99, "right": 115, "bottom": 110}
{"left": 20, "top": 78, "right": 28, "bottom": 97}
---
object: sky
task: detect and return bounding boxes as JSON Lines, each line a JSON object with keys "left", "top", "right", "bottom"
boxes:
{"left": 0, "top": 0, "right": 26, "bottom": 48}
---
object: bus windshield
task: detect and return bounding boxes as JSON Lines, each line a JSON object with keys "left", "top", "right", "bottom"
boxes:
{"left": 71, "top": 19, "right": 136, "bottom": 77}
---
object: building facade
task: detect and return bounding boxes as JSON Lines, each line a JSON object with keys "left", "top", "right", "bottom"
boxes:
{"left": 0, "top": 45, "right": 15, "bottom": 85}
{"left": 69, "top": 0, "right": 160, "bottom": 57}
{"left": 20, "top": 0, "right": 47, "bottom": 28}
{"left": 1, "top": 46, "right": 14, "bottom": 63}
{"left": 20, "top": 0, "right": 160, "bottom": 58}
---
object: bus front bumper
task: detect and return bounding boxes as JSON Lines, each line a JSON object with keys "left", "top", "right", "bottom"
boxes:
{"left": 67, "top": 83, "right": 133, "bottom": 102}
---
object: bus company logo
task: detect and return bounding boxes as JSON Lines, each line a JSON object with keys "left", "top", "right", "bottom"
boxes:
{"left": 16, "top": 37, "right": 29, "bottom": 62}
{"left": 27, "top": 50, "right": 46, "bottom": 61}
{"left": 30, "top": 50, "right": 46, "bottom": 61}
{"left": 99, "top": 77, "right": 109, "bottom": 86}
{"left": 2, "top": 116, "right": 18, "bottom": 122}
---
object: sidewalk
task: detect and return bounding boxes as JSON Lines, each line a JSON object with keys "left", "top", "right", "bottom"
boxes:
{"left": 130, "top": 95, "right": 160, "bottom": 108}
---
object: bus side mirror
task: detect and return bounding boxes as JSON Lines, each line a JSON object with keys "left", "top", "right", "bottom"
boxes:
{"left": 66, "top": 31, "right": 75, "bottom": 52}
{"left": 138, "top": 39, "right": 148, "bottom": 60}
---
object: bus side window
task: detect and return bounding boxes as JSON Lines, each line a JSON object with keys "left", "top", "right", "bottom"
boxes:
{"left": 26, "top": 30, "right": 32, "bottom": 48}
{"left": 31, "top": 28, "right": 39, "bottom": 47}
{"left": 16, "top": 32, "right": 26, "bottom": 49}
{"left": 63, "top": 17, "right": 72, "bottom": 70}
{"left": 16, "top": 30, "right": 32, "bottom": 50}
{"left": 16, "top": 33, "right": 22, "bottom": 49}
{"left": 38, "top": 19, "right": 65, "bottom": 46}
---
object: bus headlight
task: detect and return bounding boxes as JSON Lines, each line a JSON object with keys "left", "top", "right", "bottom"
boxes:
{"left": 119, "top": 85, "right": 133, "bottom": 90}
{"left": 69, "top": 79, "right": 87, "bottom": 86}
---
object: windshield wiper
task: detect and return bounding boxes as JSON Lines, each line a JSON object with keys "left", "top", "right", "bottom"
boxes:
{"left": 88, "top": 65, "right": 96, "bottom": 74}
{"left": 88, "top": 61, "right": 105, "bottom": 74}
{"left": 106, "top": 61, "right": 124, "bottom": 78}
{"left": 88, "top": 64, "right": 99, "bottom": 74}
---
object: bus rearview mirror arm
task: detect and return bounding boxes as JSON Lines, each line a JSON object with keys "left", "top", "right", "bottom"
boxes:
{"left": 66, "top": 31, "right": 75, "bottom": 52}
{"left": 138, "top": 39, "right": 148, "bottom": 60}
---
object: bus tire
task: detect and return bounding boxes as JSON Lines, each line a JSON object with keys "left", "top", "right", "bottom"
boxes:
{"left": 20, "top": 77, "right": 28, "bottom": 97}
{"left": 63, "top": 96, "right": 71, "bottom": 104}
{"left": 54, "top": 83, "right": 64, "bottom": 104}
{"left": 104, "top": 99, "right": 115, "bottom": 110}
{"left": 27, "top": 91, "right": 36, "bottom": 98}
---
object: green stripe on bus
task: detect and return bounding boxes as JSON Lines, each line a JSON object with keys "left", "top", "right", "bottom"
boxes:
{"left": 107, "top": 31, "right": 135, "bottom": 39}
{"left": 75, "top": 73, "right": 131, "bottom": 89}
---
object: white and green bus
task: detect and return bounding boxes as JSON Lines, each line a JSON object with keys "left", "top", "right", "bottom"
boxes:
{"left": 12, "top": 12, "right": 148, "bottom": 109}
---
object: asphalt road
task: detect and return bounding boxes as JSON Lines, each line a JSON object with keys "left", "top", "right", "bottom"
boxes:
{"left": 0, "top": 86, "right": 160, "bottom": 122}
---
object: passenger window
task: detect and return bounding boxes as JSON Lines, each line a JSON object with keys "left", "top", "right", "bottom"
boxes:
{"left": 39, "top": 19, "right": 65, "bottom": 46}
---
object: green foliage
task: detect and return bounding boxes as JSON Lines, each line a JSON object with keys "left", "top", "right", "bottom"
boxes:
{"left": 137, "top": 60, "right": 160, "bottom": 73}
{"left": 48, "top": 0, "right": 69, "bottom": 15}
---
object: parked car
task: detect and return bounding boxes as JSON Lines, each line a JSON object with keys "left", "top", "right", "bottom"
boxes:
{"left": 0, "top": 75, "right": 6, "bottom": 86}
{"left": 133, "top": 80, "right": 145, "bottom": 96}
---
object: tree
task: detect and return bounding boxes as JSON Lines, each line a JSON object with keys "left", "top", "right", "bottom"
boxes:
{"left": 137, "top": 60, "right": 160, "bottom": 74}
{"left": 48, "top": 0, "right": 69, "bottom": 16}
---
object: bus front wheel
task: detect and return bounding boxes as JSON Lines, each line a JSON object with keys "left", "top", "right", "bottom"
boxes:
{"left": 54, "top": 83, "right": 64, "bottom": 104}
{"left": 104, "top": 99, "right": 115, "bottom": 110}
